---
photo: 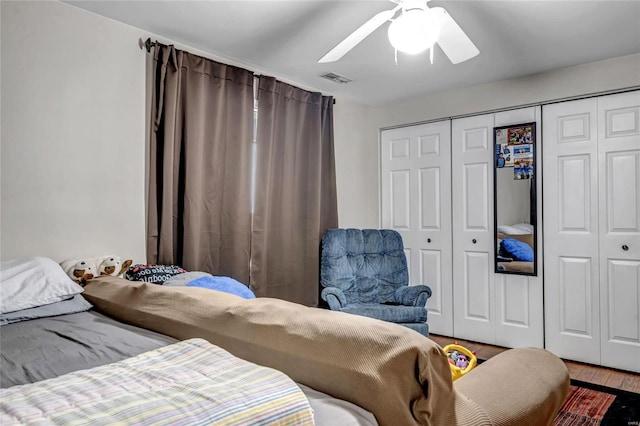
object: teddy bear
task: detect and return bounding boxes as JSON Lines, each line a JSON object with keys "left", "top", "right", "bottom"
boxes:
{"left": 68, "top": 260, "right": 95, "bottom": 286}
{"left": 61, "top": 255, "right": 133, "bottom": 287}
{"left": 98, "top": 257, "right": 132, "bottom": 277}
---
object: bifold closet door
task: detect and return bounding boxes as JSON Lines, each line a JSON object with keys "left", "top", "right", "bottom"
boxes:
{"left": 543, "top": 98, "right": 601, "bottom": 365}
{"left": 544, "top": 90, "right": 640, "bottom": 372}
{"left": 451, "top": 109, "right": 543, "bottom": 347}
{"left": 494, "top": 107, "right": 544, "bottom": 348}
{"left": 451, "top": 114, "right": 495, "bottom": 343}
{"left": 597, "top": 91, "right": 640, "bottom": 373}
{"left": 381, "top": 121, "right": 453, "bottom": 336}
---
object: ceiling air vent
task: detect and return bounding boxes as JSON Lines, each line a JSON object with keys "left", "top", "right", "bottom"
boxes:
{"left": 320, "top": 72, "right": 352, "bottom": 84}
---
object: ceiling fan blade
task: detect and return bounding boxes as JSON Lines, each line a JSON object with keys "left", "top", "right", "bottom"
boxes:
{"left": 432, "top": 7, "right": 479, "bottom": 64}
{"left": 318, "top": 7, "right": 399, "bottom": 63}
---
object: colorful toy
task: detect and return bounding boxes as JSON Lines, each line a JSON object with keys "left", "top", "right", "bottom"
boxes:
{"left": 443, "top": 343, "right": 477, "bottom": 380}
{"left": 455, "top": 355, "right": 469, "bottom": 369}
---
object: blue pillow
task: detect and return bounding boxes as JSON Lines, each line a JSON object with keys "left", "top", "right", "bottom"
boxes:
{"left": 186, "top": 276, "right": 256, "bottom": 299}
{"left": 500, "top": 238, "right": 534, "bottom": 262}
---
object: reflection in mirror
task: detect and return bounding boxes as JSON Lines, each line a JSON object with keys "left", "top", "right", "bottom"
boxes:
{"left": 494, "top": 123, "right": 537, "bottom": 276}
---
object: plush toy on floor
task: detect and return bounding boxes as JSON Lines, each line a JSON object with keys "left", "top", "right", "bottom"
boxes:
{"left": 443, "top": 343, "right": 477, "bottom": 380}
{"left": 455, "top": 354, "right": 469, "bottom": 369}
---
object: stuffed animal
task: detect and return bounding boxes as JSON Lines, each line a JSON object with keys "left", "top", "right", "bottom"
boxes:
{"left": 98, "top": 257, "right": 132, "bottom": 277}
{"left": 61, "top": 255, "right": 133, "bottom": 287}
{"left": 68, "top": 260, "right": 95, "bottom": 286}
{"left": 455, "top": 355, "right": 469, "bottom": 369}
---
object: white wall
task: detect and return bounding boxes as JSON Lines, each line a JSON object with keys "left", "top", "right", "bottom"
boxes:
{"left": 1, "top": 0, "right": 147, "bottom": 262}
{"left": 0, "top": 0, "right": 369, "bottom": 263}
{"left": 332, "top": 99, "right": 371, "bottom": 227}
{"left": 368, "top": 53, "right": 640, "bottom": 130}
{"left": 496, "top": 169, "right": 530, "bottom": 226}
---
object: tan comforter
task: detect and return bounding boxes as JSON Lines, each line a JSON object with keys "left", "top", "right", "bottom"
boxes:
{"left": 83, "top": 277, "right": 568, "bottom": 426}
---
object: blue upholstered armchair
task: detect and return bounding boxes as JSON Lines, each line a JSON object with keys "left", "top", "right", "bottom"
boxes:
{"left": 320, "top": 228, "right": 432, "bottom": 336}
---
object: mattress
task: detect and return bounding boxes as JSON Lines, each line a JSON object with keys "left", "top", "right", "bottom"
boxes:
{"left": 1, "top": 309, "right": 377, "bottom": 425}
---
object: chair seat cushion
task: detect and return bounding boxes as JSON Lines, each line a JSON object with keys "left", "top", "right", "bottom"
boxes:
{"left": 341, "top": 304, "right": 427, "bottom": 324}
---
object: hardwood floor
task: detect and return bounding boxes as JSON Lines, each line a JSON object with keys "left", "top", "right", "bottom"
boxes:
{"left": 429, "top": 334, "right": 640, "bottom": 394}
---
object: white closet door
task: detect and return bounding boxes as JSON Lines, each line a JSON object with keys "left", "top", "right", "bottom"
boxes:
{"left": 543, "top": 98, "right": 601, "bottom": 364}
{"left": 494, "top": 107, "right": 544, "bottom": 348}
{"left": 598, "top": 91, "right": 640, "bottom": 373}
{"left": 452, "top": 114, "right": 495, "bottom": 343}
{"left": 381, "top": 121, "right": 453, "bottom": 336}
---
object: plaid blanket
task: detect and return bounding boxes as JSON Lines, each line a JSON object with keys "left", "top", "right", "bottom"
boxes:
{"left": 1, "top": 338, "right": 314, "bottom": 425}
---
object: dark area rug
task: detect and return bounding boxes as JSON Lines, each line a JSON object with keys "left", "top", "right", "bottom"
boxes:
{"left": 553, "top": 379, "right": 639, "bottom": 426}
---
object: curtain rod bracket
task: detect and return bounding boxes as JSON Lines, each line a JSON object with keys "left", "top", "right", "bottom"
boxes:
{"left": 140, "top": 38, "right": 156, "bottom": 53}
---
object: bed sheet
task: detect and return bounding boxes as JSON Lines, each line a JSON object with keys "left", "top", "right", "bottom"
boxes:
{"left": 2, "top": 338, "right": 314, "bottom": 426}
{"left": 1, "top": 309, "right": 377, "bottom": 425}
{"left": 1, "top": 310, "right": 177, "bottom": 388}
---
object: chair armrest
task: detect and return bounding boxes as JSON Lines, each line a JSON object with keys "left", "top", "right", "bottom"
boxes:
{"left": 394, "top": 285, "right": 432, "bottom": 307}
{"left": 321, "top": 287, "right": 347, "bottom": 310}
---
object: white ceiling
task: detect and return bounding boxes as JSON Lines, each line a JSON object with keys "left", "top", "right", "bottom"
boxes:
{"left": 66, "top": 0, "right": 640, "bottom": 106}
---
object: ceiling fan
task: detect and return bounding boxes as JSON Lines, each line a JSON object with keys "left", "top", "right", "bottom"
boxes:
{"left": 318, "top": 0, "right": 479, "bottom": 65}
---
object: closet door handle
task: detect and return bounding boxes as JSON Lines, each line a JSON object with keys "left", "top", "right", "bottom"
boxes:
{"left": 472, "top": 239, "right": 477, "bottom": 244}
{"left": 622, "top": 244, "right": 629, "bottom": 251}
{"left": 427, "top": 238, "right": 432, "bottom": 243}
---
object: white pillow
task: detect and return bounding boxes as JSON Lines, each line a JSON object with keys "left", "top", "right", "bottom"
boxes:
{"left": 0, "top": 257, "right": 84, "bottom": 314}
{"left": 497, "top": 223, "right": 533, "bottom": 235}
{"left": 512, "top": 223, "right": 534, "bottom": 233}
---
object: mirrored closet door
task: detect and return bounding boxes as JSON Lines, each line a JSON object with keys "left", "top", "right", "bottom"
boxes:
{"left": 380, "top": 106, "right": 544, "bottom": 349}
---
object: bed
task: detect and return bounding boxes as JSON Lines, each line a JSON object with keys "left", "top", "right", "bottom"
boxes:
{"left": 1, "top": 257, "right": 569, "bottom": 425}
{"left": 0, "top": 258, "right": 373, "bottom": 425}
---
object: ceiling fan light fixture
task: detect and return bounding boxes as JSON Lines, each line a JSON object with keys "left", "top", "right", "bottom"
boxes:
{"left": 387, "top": 8, "right": 442, "bottom": 55}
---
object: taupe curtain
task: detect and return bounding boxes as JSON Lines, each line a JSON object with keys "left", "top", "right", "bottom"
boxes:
{"left": 147, "top": 44, "right": 254, "bottom": 283}
{"left": 251, "top": 76, "right": 338, "bottom": 306}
